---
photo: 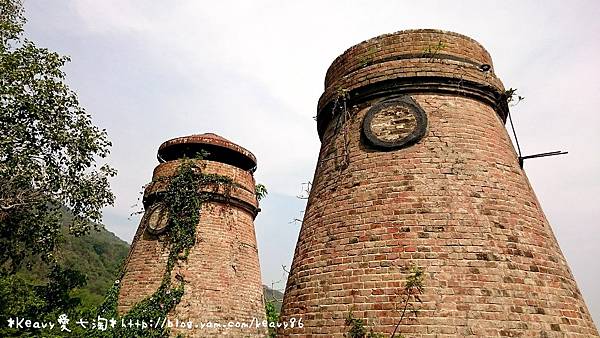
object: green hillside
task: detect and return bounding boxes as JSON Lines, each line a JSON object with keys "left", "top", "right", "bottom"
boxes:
{"left": 59, "top": 225, "right": 130, "bottom": 307}
{"left": 13, "top": 223, "right": 130, "bottom": 310}
{"left": 263, "top": 284, "right": 284, "bottom": 312}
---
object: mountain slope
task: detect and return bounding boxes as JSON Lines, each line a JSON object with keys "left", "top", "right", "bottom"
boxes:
{"left": 15, "top": 223, "right": 130, "bottom": 309}
{"left": 263, "top": 284, "right": 284, "bottom": 312}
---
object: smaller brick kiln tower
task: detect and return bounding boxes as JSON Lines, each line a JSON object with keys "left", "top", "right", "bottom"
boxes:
{"left": 279, "top": 30, "right": 599, "bottom": 337}
{"left": 118, "top": 133, "right": 266, "bottom": 337}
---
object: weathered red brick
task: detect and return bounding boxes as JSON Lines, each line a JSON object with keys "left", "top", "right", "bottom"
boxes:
{"left": 118, "top": 133, "right": 266, "bottom": 337}
{"left": 279, "top": 29, "right": 599, "bottom": 337}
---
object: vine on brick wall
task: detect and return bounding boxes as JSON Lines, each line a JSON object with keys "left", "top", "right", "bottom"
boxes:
{"left": 325, "top": 87, "right": 352, "bottom": 172}
{"left": 390, "top": 265, "right": 424, "bottom": 338}
{"left": 89, "top": 157, "right": 233, "bottom": 337}
{"left": 421, "top": 40, "right": 447, "bottom": 62}
{"left": 345, "top": 266, "right": 424, "bottom": 338}
{"left": 345, "top": 311, "right": 385, "bottom": 338}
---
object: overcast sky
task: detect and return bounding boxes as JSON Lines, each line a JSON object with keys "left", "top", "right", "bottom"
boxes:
{"left": 24, "top": 0, "right": 599, "bottom": 324}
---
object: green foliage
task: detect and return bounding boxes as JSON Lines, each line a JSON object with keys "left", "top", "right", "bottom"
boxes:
{"left": 0, "top": 274, "right": 44, "bottom": 319}
{"left": 265, "top": 301, "right": 279, "bottom": 338}
{"left": 0, "top": 0, "right": 116, "bottom": 273}
{"left": 255, "top": 183, "right": 268, "bottom": 202}
{"left": 114, "top": 283, "right": 184, "bottom": 338}
{"left": 358, "top": 46, "right": 378, "bottom": 68}
{"left": 345, "top": 311, "right": 366, "bottom": 338}
{"left": 13, "top": 210, "right": 130, "bottom": 307}
{"left": 345, "top": 266, "right": 425, "bottom": 338}
{"left": 162, "top": 159, "right": 231, "bottom": 264}
{"left": 0, "top": 264, "right": 87, "bottom": 337}
{"left": 390, "top": 265, "right": 425, "bottom": 338}
{"left": 422, "top": 40, "right": 447, "bottom": 61}
{"left": 263, "top": 284, "right": 283, "bottom": 312}
{"left": 0, "top": 217, "right": 129, "bottom": 337}
{"left": 91, "top": 158, "right": 233, "bottom": 337}
{"left": 344, "top": 311, "right": 384, "bottom": 338}
{"left": 0, "top": 0, "right": 24, "bottom": 47}
{"left": 36, "top": 265, "right": 87, "bottom": 315}
{"left": 405, "top": 265, "right": 424, "bottom": 295}
{"left": 505, "top": 87, "right": 525, "bottom": 106}
{"left": 59, "top": 225, "right": 129, "bottom": 305}
{"left": 0, "top": 157, "right": 234, "bottom": 337}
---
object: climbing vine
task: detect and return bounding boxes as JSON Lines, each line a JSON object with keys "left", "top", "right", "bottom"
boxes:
{"left": 345, "top": 266, "right": 425, "bottom": 338}
{"left": 421, "top": 40, "right": 447, "bottom": 62}
{"left": 345, "top": 311, "right": 385, "bottom": 338}
{"left": 89, "top": 157, "right": 234, "bottom": 337}
{"left": 326, "top": 87, "right": 352, "bottom": 171}
{"left": 390, "top": 265, "right": 424, "bottom": 338}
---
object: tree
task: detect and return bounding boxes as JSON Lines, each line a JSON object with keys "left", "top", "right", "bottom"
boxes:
{"left": 0, "top": 263, "right": 88, "bottom": 337}
{"left": 0, "top": 0, "right": 116, "bottom": 273}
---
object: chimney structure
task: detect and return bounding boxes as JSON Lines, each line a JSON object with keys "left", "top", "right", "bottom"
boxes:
{"left": 279, "top": 29, "right": 598, "bottom": 337}
{"left": 118, "top": 133, "right": 266, "bottom": 337}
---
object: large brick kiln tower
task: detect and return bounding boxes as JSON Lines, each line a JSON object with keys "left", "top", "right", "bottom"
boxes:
{"left": 118, "top": 133, "right": 266, "bottom": 337}
{"left": 279, "top": 29, "right": 598, "bottom": 337}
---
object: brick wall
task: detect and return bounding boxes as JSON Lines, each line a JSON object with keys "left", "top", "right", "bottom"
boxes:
{"left": 118, "top": 136, "right": 266, "bottom": 337}
{"left": 279, "top": 29, "right": 599, "bottom": 337}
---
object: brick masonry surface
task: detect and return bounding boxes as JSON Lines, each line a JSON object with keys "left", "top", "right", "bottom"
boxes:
{"left": 118, "top": 135, "right": 266, "bottom": 337}
{"left": 279, "top": 29, "right": 599, "bottom": 337}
